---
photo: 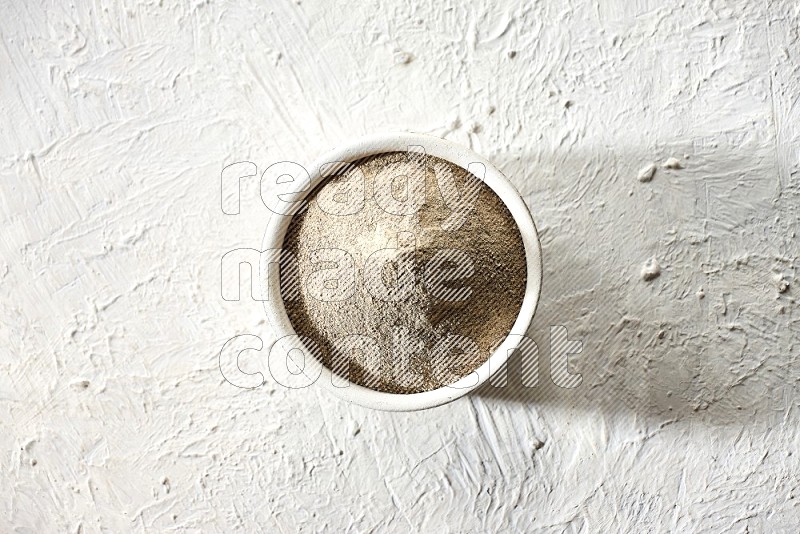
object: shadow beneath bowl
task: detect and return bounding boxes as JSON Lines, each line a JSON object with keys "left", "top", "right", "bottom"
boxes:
{"left": 472, "top": 145, "right": 797, "bottom": 429}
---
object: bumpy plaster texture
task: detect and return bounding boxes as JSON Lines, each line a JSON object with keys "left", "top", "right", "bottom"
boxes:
{"left": 1, "top": 0, "right": 799, "bottom": 531}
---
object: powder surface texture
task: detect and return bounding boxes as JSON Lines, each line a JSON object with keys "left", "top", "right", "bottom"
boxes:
{"left": 281, "top": 152, "right": 526, "bottom": 393}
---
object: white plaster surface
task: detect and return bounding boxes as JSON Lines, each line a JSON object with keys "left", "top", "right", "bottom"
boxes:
{"left": 1, "top": 0, "right": 799, "bottom": 531}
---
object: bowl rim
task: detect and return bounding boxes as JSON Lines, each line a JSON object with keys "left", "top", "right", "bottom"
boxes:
{"left": 260, "top": 132, "right": 542, "bottom": 411}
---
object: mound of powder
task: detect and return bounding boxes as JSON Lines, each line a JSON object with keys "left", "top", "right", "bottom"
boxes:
{"left": 279, "top": 152, "right": 526, "bottom": 394}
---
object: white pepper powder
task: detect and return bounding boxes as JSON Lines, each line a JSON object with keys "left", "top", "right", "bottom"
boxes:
{"left": 280, "top": 152, "right": 526, "bottom": 393}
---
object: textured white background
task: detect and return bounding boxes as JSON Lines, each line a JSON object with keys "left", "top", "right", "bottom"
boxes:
{"left": 2, "top": 0, "right": 799, "bottom": 531}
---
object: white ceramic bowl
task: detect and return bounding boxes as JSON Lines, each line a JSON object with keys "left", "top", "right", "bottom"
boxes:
{"left": 261, "top": 132, "right": 542, "bottom": 411}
